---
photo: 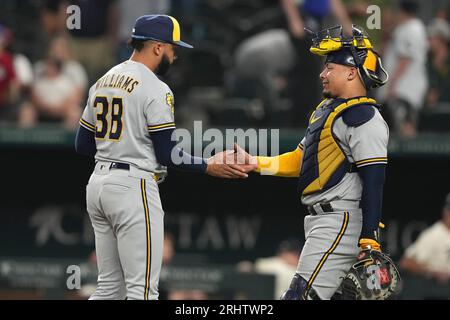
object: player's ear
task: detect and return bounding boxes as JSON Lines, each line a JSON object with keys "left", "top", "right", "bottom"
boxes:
{"left": 347, "top": 67, "right": 358, "bottom": 81}
{"left": 152, "top": 42, "right": 164, "bottom": 56}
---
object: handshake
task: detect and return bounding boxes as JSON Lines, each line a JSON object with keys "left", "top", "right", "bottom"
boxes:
{"left": 206, "top": 144, "right": 258, "bottom": 178}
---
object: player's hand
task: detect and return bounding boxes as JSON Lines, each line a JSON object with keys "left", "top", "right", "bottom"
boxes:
{"left": 206, "top": 150, "right": 249, "bottom": 179}
{"left": 233, "top": 143, "right": 258, "bottom": 173}
{"left": 358, "top": 222, "right": 385, "bottom": 256}
{"left": 357, "top": 238, "right": 381, "bottom": 262}
{"left": 358, "top": 238, "right": 381, "bottom": 251}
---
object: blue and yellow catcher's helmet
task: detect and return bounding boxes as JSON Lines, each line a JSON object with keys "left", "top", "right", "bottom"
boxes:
{"left": 307, "top": 25, "right": 388, "bottom": 90}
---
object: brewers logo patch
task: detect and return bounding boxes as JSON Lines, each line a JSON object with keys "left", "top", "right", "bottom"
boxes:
{"left": 166, "top": 93, "right": 174, "bottom": 114}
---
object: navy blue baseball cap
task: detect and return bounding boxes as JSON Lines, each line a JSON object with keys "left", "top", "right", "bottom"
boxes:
{"left": 131, "top": 15, "right": 193, "bottom": 49}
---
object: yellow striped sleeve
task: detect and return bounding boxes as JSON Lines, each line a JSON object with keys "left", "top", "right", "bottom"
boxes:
{"left": 147, "top": 122, "right": 176, "bottom": 132}
{"left": 255, "top": 147, "right": 303, "bottom": 177}
{"left": 79, "top": 118, "right": 95, "bottom": 132}
{"left": 355, "top": 157, "right": 388, "bottom": 168}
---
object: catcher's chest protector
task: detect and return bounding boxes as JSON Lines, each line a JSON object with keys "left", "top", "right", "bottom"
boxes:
{"left": 297, "top": 97, "right": 379, "bottom": 196}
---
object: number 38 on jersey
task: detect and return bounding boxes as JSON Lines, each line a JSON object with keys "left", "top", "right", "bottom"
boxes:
{"left": 94, "top": 96, "right": 124, "bottom": 141}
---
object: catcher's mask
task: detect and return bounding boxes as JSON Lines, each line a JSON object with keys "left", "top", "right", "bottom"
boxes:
{"left": 306, "top": 25, "right": 388, "bottom": 90}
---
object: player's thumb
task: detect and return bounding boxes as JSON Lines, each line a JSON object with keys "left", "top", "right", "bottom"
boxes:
{"left": 234, "top": 143, "right": 246, "bottom": 154}
{"left": 234, "top": 143, "right": 255, "bottom": 165}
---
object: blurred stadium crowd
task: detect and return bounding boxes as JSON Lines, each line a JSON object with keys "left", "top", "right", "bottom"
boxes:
{"left": 0, "top": 0, "right": 449, "bottom": 136}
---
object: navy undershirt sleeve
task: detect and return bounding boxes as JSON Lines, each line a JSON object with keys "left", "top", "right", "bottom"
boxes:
{"left": 358, "top": 164, "right": 386, "bottom": 240}
{"left": 150, "top": 128, "right": 208, "bottom": 174}
{"left": 75, "top": 125, "right": 97, "bottom": 157}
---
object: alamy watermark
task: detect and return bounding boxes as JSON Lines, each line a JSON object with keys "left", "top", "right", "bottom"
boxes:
{"left": 66, "top": 265, "right": 81, "bottom": 290}
{"left": 170, "top": 121, "right": 280, "bottom": 174}
{"left": 66, "top": 4, "right": 383, "bottom": 31}
{"left": 66, "top": 5, "right": 81, "bottom": 30}
{"left": 366, "top": 5, "right": 381, "bottom": 30}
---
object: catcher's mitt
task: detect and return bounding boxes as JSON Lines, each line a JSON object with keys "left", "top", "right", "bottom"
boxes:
{"left": 340, "top": 249, "right": 402, "bottom": 300}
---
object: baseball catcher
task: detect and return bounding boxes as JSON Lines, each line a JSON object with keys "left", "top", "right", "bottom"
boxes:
{"left": 236, "top": 25, "right": 402, "bottom": 300}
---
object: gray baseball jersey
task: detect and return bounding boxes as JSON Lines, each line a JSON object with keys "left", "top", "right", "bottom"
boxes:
{"left": 80, "top": 60, "right": 176, "bottom": 174}
{"left": 296, "top": 106, "right": 389, "bottom": 299}
{"left": 81, "top": 60, "right": 175, "bottom": 300}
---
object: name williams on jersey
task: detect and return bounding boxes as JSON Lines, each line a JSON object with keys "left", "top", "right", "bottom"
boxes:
{"left": 95, "top": 73, "right": 139, "bottom": 93}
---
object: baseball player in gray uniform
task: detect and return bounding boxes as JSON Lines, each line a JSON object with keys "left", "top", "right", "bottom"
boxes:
{"left": 235, "top": 25, "right": 392, "bottom": 299}
{"left": 75, "top": 15, "right": 253, "bottom": 300}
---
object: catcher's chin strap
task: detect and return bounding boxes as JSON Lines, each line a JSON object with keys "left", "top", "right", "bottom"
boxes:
{"left": 348, "top": 44, "right": 373, "bottom": 90}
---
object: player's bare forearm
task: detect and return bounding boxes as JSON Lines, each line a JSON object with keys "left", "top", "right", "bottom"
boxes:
{"left": 399, "top": 256, "right": 450, "bottom": 284}
{"left": 399, "top": 256, "right": 429, "bottom": 275}
{"left": 330, "top": 0, "right": 353, "bottom": 36}
{"left": 394, "top": 57, "right": 411, "bottom": 78}
{"left": 387, "top": 57, "right": 411, "bottom": 95}
{"left": 280, "top": 0, "right": 305, "bottom": 38}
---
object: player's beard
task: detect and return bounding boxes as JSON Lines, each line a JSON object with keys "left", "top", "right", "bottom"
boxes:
{"left": 323, "top": 91, "right": 334, "bottom": 99}
{"left": 155, "top": 53, "right": 171, "bottom": 76}
{"left": 322, "top": 88, "right": 338, "bottom": 99}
